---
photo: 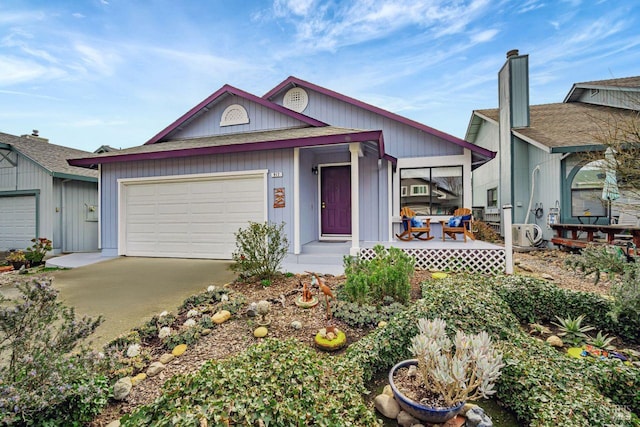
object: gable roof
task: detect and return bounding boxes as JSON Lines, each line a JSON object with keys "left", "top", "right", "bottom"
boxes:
{"left": 69, "top": 126, "right": 393, "bottom": 167}
{"left": 564, "top": 75, "right": 640, "bottom": 103}
{"left": 264, "top": 76, "right": 495, "bottom": 163}
{"left": 144, "top": 84, "right": 328, "bottom": 145}
{"left": 0, "top": 132, "right": 98, "bottom": 180}
{"left": 472, "top": 103, "right": 640, "bottom": 153}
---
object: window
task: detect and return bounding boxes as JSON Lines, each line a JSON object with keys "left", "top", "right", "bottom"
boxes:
{"left": 570, "top": 160, "right": 607, "bottom": 217}
{"left": 487, "top": 187, "right": 498, "bottom": 208}
{"left": 590, "top": 88, "right": 599, "bottom": 97}
{"left": 400, "top": 166, "right": 463, "bottom": 215}
{"left": 220, "top": 104, "right": 249, "bottom": 126}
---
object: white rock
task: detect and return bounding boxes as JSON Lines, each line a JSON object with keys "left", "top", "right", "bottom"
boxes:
{"left": 159, "top": 353, "right": 175, "bottom": 364}
{"left": 146, "top": 361, "right": 165, "bottom": 377}
{"left": 397, "top": 410, "right": 418, "bottom": 427}
{"left": 290, "top": 320, "right": 302, "bottom": 330}
{"left": 159, "top": 311, "right": 169, "bottom": 317}
{"left": 221, "top": 294, "right": 229, "bottom": 303}
{"left": 187, "top": 309, "right": 199, "bottom": 318}
{"left": 382, "top": 384, "right": 394, "bottom": 397}
{"left": 207, "top": 285, "right": 216, "bottom": 292}
{"left": 106, "top": 420, "right": 121, "bottom": 427}
{"left": 113, "top": 377, "right": 132, "bottom": 400}
{"left": 126, "top": 343, "right": 140, "bottom": 358}
{"left": 407, "top": 365, "right": 417, "bottom": 377}
{"left": 546, "top": 335, "right": 564, "bottom": 348}
{"left": 374, "top": 394, "right": 400, "bottom": 419}
{"left": 158, "top": 326, "right": 171, "bottom": 339}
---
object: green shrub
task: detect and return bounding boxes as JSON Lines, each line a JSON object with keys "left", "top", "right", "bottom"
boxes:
{"left": 122, "top": 339, "right": 378, "bottom": 426}
{"left": 24, "top": 237, "right": 52, "bottom": 265}
{"left": 331, "top": 298, "right": 405, "bottom": 328}
{"left": 179, "top": 287, "right": 245, "bottom": 315}
{"left": 342, "top": 245, "right": 414, "bottom": 304}
{"left": 0, "top": 279, "right": 109, "bottom": 425}
{"left": 565, "top": 244, "right": 628, "bottom": 284}
{"left": 230, "top": 221, "right": 289, "bottom": 280}
{"left": 609, "top": 262, "right": 640, "bottom": 323}
{"left": 490, "top": 274, "right": 640, "bottom": 344}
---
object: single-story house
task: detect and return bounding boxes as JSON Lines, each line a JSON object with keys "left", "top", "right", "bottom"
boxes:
{"left": 0, "top": 131, "right": 99, "bottom": 253}
{"left": 68, "top": 77, "right": 495, "bottom": 259}
{"left": 466, "top": 49, "right": 640, "bottom": 245}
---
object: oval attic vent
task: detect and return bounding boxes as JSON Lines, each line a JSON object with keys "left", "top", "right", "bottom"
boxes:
{"left": 283, "top": 87, "right": 308, "bottom": 113}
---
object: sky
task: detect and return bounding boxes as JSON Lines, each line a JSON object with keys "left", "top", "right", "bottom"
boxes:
{"left": 1, "top": 0, "right": 639, "bottom": 152}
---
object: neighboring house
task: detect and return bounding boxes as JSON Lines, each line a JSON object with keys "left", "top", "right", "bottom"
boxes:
{"left": 0, "top": 131, "right": 99, "bottom": 252}
{"left": 68, "top": 77, "right": 494, "bottom": 259}
{"left": 466, "top": 49, "right": 640, "bottom": 244}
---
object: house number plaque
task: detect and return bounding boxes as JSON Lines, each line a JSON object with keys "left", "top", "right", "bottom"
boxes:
{"left": 274, "top": 187, "right": 285, "bottom": 208}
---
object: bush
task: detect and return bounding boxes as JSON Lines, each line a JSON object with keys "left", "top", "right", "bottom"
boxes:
{"left": 331, "top": 297, "right": 406, "bottom": 328}
{"left": 609, "top": 262, "right": 640, "bottom": 323}
{"left": 565, "top": 244, "right": 628, "bottom": 284}
{"left": 0, "top": 279, "right": 109, "bottom": 425}
{"left": 122, "top": 339, "right": 378, "bottom": 426}
{"left": 230, "top": 221, "right": 288, "bottom": 280}
{"left": 24, "top": 237, "right": 52, "bottom": 265}
{"left": 342, "top": 245, "right": 414, "bottom": 304}
{"left": 490, "top": 274, "right": 640, "bottom": 344}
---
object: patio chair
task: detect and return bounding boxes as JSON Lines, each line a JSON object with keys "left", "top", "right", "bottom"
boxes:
{"left": 396, "top": 207, "right": 433, "bottom": 241}
{"left": 440, "top": 208, "right": 475, "bottom": 242}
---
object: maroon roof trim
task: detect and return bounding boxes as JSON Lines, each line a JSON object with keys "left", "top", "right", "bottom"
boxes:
{"left": 69, "top": 130, "right": 395, "bottom": 167}
{"left": 264, "top": 76, "right": 495, "bottom": 159}
{"left": 144, "top": 84, "right": 328, "bottom": 145}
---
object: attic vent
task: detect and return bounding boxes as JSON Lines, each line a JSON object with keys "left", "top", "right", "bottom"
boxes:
{"left": 220, "top": 104, "right": 249, "bottom": 127}
{"left": 283, "top": 87, "right": 308, "bottom": 113}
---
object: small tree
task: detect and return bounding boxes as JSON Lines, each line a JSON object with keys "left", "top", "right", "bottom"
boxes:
{"left": 230, "top": 221, "right": 288, "bottom": 280}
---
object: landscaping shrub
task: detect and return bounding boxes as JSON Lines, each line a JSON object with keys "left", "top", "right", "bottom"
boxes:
{"left": 122, "top": 338, "right": 378, "bottom": 426}
{"left": 331, "top": 297, "right": 406, "bottom": 328}
{"left": 342, "top": 245, "right": 414, "bottom": 304}
{"left": 489, "top": 274, "right": 640, "bottom": 343}
{"left": 24, "top": 237, "right": 52, "bottom": 266}
{"left": 565, "top": 244, "right": 628, "bottom": 284}
{"left": 344, "top": 275, "right": 639, "bottom": 426}
{"left": 0, "top": 279, "right": 109, "bottom": 425}
{"left": 230, "top": 221, "right": 288, "bottom": 280}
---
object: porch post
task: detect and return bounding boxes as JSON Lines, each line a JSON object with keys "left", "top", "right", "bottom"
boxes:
{"left": 293, "top": 148, "right": 301, "bottom": 255}
{"left": 503, "top": 204, "right": 514, "bottom": 274}
{"left": 349, "top": 143, "right": 361, "bottom": 256}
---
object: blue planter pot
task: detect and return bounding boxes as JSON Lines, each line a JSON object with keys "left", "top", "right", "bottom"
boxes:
{"left": 389, "top": 359, "right": 464, "bottom": 424}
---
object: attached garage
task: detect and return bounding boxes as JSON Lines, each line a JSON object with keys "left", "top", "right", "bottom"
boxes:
{"left": 0, "top": 194, "right": 36, "bottom": 251}
{"left": 119, "top": 172, "right": 267, "bottom": 259}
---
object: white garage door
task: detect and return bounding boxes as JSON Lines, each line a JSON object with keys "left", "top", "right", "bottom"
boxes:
{"left": 0, "top": 195, "right": 36, "bottom": 251}
{"left": 122, "top": 174, "right": 266, "bottom": 259}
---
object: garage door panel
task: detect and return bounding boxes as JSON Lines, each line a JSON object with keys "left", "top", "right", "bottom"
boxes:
{"left": 123, "top": 174, "right": 265, "bottom": 259}
{"left": 0, "top": 196, "right": 36, "bottom": 251}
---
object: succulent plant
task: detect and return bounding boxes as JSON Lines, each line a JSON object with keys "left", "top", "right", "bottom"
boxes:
{"left": 409, "top": 318, "right": 504, "bottom": 407}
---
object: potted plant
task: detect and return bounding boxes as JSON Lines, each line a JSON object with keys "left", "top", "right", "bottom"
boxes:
{"left": 389, "top": 318, "right": 504, "bottom": 424}
{"left": 24, "top": 237, "right": 52, "bottom": 267}
{"left": 6, "top": 250, "right": 27, "bottom": 269}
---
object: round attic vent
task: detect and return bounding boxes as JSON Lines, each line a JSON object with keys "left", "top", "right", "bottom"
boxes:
{"left": 283, "top": 87, "right": 308, "bottom": 113}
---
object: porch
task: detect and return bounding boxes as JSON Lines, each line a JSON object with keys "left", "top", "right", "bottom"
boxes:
{"left": 282, "top": 239, "right": 506, "bottom": 276}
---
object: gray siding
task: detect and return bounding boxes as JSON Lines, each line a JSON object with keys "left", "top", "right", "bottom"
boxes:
{"left": 0, "top": 150, "right": 18, "bottom": 190}
{"left": 511, "top": 138, "right": 530, "bottom": 224}
{"left": 498, "top": 61, "right": 513, "bottom": 211}
{"left": 101, "top": 149, "right": 295, "bottom": 254}
{"left": 525, "top": 145, "right": 562, "bottom": 242}
{"left": 271, "top": 89, "right": 462, "bottom": 159}
{"left": 509, "top": 55, "right": 530, "bottom": 128}
{"left": 14, "top": 153, "right": 54, "bottom": 245}
{"left": 171, "top": 95, "right": 309, "bottom": 140}
{"left": 55, "top": 179, "right": 99, "bottom": 252}
{"left": 471, "top": 120, "right": 500, "bottom": 208}
{"left": 575, "top": 88, "right": 640, "bottom": 111}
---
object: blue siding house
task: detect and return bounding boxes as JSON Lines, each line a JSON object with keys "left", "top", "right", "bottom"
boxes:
{"left": 69, "top": 77, "right": 494, "bottom": 259}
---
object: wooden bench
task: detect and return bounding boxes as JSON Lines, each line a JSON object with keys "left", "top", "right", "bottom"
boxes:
{"left": 551, "top": 223, "right": 640, "bottom": 249}
{"left": 395, "top": 207, "right": 433, "bottom": 241}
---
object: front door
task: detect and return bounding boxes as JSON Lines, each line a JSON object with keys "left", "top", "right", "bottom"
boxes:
{"left": 321, "top": 165, "right": 351, "bottom": 235}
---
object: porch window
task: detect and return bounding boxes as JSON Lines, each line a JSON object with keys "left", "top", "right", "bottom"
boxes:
{"left": 400, "top": 166, "right": 463, "bottom": 215}
{"left": 487, "top": 187, "right": 498, "bottom": 208}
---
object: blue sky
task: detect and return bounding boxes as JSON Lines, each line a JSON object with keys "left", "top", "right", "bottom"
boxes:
{"left": 1, "top": 0, "right": 639, "bottom": 151}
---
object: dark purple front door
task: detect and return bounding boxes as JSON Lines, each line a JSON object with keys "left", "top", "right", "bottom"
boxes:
{"left": 321, "top": 165, "right": 351, "bottom": 235}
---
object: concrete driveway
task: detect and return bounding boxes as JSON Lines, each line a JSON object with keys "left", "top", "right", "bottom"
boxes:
{"left": 49, "top": 257, "right": 235, "bottom": 349}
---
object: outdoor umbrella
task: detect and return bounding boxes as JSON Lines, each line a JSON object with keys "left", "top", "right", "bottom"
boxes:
{"left": 602, "top": 147, "right": 620, "bottom": 224}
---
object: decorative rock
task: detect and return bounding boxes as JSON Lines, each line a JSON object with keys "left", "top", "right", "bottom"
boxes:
{"left": 202, "top": 328, "right": 212, "bottom": 336}
{"left": 126, "top": 343, "right": 141, "bottom": 358}
{"left": 382, "top": 384, "right": 394, "bottom": 397}
{"left": 460, "top": 403, "right": 479, "bottom": 415}
{"left": 159, "top": 311, "right": 169, "bottom": 317}
{"left": 106, "top": 420, "right": 121, "bottom": 427}
{"left": 518, "top": 263, "right": 534, "bottom": 272}
{"left": 221, "top": 294, "right": 229, "bottom": 303}
{"left": 397, "top": 410, "right": 419, "bottom": 427}
{"left": 314, "top": 329, "right": 347, "bottom": 351}
{"left": 443, "top": 415, "right": 466, "bottom": 427}
{"left": 187, "top": 309, "right": 199, "bottom": 318}
{"left": 158, "top": 326, "right": 171, "bottom": 339}
{"left": 407, "top": 364, "right": 417, "bottom": 377}
{"left": 131, "top": 372, "right": 147, "bottom": 386}
{"left": 566, "top": 347, "right": 584, "bottom": 358}
{"left": 290, "top": 320, "right": 302, "bottom": 330}
{"left": 374, "top": 394, "right": 400, "bottom": 419}
{"left": 254, "top": 326, "right": 268, "bottom": 338}
{"left": 159, "top": 353, "right": 175, "bottom": 364}
{"left": 465, "top": 406, "right": 493, "bottom": 427}
{"left": 207, "top": 285, "right": 216, "bottom": 292}
{"left": 212, "top": 310, "right": 231, "bottom": 324}
{"left": 377, "top": 321, "right": 387, "bottom": 328}
{"left": 540, "top": 273, "right": 554, "bottom": 281}
{"left": 412, "top": 425, "right": 425, "bottom": 427}
{"left": 146, "top": 361, "right": 165, "bottom": 377}
{"left": 172, "top": 344, "right": 188, "bottom": 356}
{"left": 113, "top": 377, "right": 132, "bottom": 400}
{"left": 546, "top": 335, "right": 564, "bottom": 347}
{"left": 431, "top": 272, "right": 448, "bottom": 279}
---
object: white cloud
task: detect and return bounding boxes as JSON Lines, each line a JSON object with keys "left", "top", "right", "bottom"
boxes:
{"left": 274, "top": 0, "right": 316, "bottom": 16}
{"left": 470, "top": 29, "right": 499, "bottom": 43}
{"left": 517, "top": 0, "right": 545, "bottom": 14}
{"left": 0, "top": 55, "right": 65, "bottom": 85}
{"left": 73, "top": 43, "right": 121, "bottom": 76}
{"left": 72, "top": 13, "right": 85, "bottom": 19}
